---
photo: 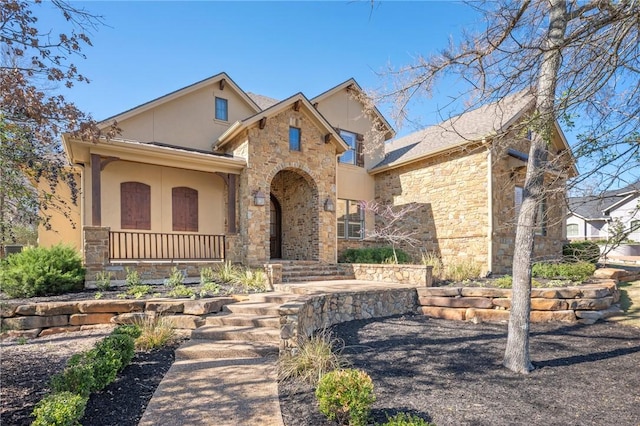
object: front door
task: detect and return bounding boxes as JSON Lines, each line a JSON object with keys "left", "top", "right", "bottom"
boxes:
{"left": 270, "top": 195, "right": 282, "bottom": 259}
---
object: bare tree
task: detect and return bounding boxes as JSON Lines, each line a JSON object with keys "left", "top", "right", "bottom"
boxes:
{"left": 372, "top": 0, "right": 639, "bottom": 373}
{"left": 0, "top": 0, "right": 118, "bottom": 252}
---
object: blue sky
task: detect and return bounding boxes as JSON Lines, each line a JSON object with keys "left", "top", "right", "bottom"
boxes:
{"left": 41, "top": 1, "right": 479, "bottom": 136}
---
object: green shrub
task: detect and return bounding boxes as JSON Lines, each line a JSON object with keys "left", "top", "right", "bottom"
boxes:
{"left": 316, "top": 369, "right": 375, "bottom": 426}
{"left": 124, "top": 284, "right": 152, "bottom": 299}
{"left": 236, "top": 268, "right": 267, "bottom": 292}
{"left": 339, "top": 247, "right": 410, "bottom": 264}
{"left": 50, "top": 354, "right": 96, "bottom": 397}
{"left": 31, "top": 391, "right": 88, "bottom": 426}
{"left": 563, "top": 241, "right": 600, "bottom": 264}
{"left": 199, "top": 281, "right": 221, "bottom": 298}
{"left": 278, "top": 329, "right": 348, "bottom": 385}
{"left": 167, "top": 284, "right": 195, "bottom": 298}
{"left": 125, "top": 268, "right": 142, "bottom": 287}
{"left": 134, "top": 315, "right": 175, "bottom": 351}
{"left": 216, "top": 261, "right": 240, "bottom": 283}
{"left": 200, "top": 266, "right": 216, "bottom": 285}
{"left": 494, "top": 275, "right": 513, "bottom": 288}
{"left": 93, "top": 334, "right": 136, "bottom": 383}
{"left": 0, "top": 245, "right": 85, "bottom": 298}
{"left": 94, "top": 271, "right": 112, "bottom": 291}
{"left": 165, "top": 266, "right": 184, "bottom": 287}
{"left": 382, "top": 412, "right": 435, "bottom": 426}
{"left": 113, "top": 324, "right": 142, "bottom": 339}
{"left": 532, "top": 261, "right": 595, "bottom": 281}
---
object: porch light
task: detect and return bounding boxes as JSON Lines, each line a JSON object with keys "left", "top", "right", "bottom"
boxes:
{"left": 254, "top": 189, "right": 266, "bottom": 206}
{"left": 324, "top": 198, "right": 335, "bottom": 212}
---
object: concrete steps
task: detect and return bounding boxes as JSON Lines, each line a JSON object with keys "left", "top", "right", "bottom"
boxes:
{"left": 205, "top": 313, "right": 280, "bottom": 328}
{"left": 175, "top": 340, "right": 278, "bottom": 360}
{"left": 223, "top": 302, "right": 281, "bottom": 316}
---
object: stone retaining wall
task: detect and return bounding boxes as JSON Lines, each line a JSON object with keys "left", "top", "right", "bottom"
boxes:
{"left": 340, "top": 264, "right": 433, "bottom": 287}
{"left": 278, "top": 288, "right": 418, "bottom": 354}
{"left": 1, "top": 297, "right": 237, "bottom": 339}
{"left": 418, "top": 280, "right": 621, "bottom": 324}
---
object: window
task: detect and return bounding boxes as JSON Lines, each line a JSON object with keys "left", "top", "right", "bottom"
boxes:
{"left": 215, "top": 97, "right": 228, "bottom": 121}
{"left": 289, "top": 126, "right": 301, "bottom": 151}
{"left": 339, "top": 130, "right": 364, "bottom": 166}
{"left": 567, "top": 224, "right": 579, "bottom": 237}
{"left": 121, "top": 182, "right": 151, "bottom": 230}
{"left": 172, "top": 187, "right": 198, "bottom": 232}
{"left": 337, "top": 199, "right": 364, "bottom": 239}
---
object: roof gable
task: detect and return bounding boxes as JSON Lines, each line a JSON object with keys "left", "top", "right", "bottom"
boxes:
{"left": 215, "top": 93, "right": 349, "bottom": 153}
{"left": 99, "top": 72, "right": 261, "bottom": 127}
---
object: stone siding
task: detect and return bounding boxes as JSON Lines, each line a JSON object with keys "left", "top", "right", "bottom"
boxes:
{"left": 341, "top": 263, "right": 433, "bottom": 287}
{"left": 225, "top": 108, "right": 337, "bottom": 265}
{"left": 1, "top": 297, "right": 237, "bottom": 339}
{"left": 417, "top": 279, "right": 620, "bottom": 324}
{"left": 278, "top": 288, "right": 418, "bottom": 354}
{"left": 374, "top": 146, "right": 490, "bottom": 273}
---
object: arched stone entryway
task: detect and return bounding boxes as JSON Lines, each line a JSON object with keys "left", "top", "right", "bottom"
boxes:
{"left": 269, "top": 169, "right": 319, "bottom": 261}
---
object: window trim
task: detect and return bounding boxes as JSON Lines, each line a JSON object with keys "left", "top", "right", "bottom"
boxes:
{"left": 567, "top": 223, "right": 579, "bottom": 237}
{"left": 215, "top": 97, "right": 228, "bottom": 121}
{"left": 172, "top": 186, "right": 199, "bottom": 232}
{"left": 338, "top": 129, "right": 364, "bottom": 167}
{"left": 120, "top": 181, "right": 151, "bottom": 230}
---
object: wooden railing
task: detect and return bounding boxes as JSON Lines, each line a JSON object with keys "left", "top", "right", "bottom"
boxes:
{"left": 109, "top": 231, "right": 225, "bottom": 261}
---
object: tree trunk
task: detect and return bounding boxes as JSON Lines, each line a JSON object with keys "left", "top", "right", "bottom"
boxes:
{"left": 504, "top": 0, "right": 568, "bottom": 374}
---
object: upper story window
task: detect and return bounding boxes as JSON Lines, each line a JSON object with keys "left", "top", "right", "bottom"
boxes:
{"left": 567, "top": 223, "right": 579, "bottom": 237}
{"left": 121, "top": 182, "right": 151, "bottom": 230}
{"left": 215, "top": 97, "right": 228, "bottom": 121}
{"left": 338, "top": 130, "right": 364, "bottom": 167}
{"left": 289, "top": 126, "right": 301, "bottom": 151}
{"left": 172, "top": 187, "right": 198, "bottom": 232}
{"left": 337, "top": 199, "right": 364, "bottom": 239}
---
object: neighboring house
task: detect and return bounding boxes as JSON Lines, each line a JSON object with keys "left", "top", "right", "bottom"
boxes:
{"left": 566, "top": 183, "right": 640, "bottom": 242}
{"left": 40, "top": 72, "right": 575, "bottom": 279}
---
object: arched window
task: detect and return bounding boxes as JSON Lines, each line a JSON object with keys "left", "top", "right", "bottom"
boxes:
{"left": 121, "top": 182, "right": 151, "bottom": 230}
{"left": 172, "top": 187, "right": 198, "bottom": 232}
{"left": 566, "top": 223, "right": 579, "bottom": 237}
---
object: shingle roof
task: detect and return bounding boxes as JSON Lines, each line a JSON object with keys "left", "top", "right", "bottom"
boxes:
{"left": 246, "top": 92, "right": 279, "bottom": 110}
{"left": 568, "top": 182, "right": 640, "bottom": 219}
{"left": 372, "top": 91, "right": 534, "bottom": 171}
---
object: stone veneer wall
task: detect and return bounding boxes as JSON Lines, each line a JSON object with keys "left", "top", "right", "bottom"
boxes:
{"left": 374, "top": 146, "right": 491, "bottom": 274}
{"left": 278, "top": 288, "right": 419, "bottom": 354}
{"left": 341, "top": 264, "right": 433, "bottom": 287}
{"left": 1, "top": 297, "right": 237, "bottom": 339}
{"left": 418, "top": 279, "right": 620, "bottom": 324}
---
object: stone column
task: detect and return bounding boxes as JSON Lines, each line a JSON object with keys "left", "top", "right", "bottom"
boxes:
{"left": 83, "top": 226, "right": 110, "bottom": 282}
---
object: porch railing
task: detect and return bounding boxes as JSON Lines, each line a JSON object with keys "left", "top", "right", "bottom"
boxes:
{"left": 109, "top": 231, "right": 225, "bottom": 261}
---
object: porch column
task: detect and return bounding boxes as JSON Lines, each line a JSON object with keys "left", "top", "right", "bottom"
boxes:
{"left": 216, "top": 172, "right": 238, "bottom": 234}
{"left": 91, "top": 154, "right": 101, "bottom": 226}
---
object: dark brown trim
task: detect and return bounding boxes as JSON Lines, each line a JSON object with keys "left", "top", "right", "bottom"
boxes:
{"left": 293, "top": 99, "right": 301, "bottom": 111}
{"left": 91, "top": 154, "right": 101, "bottom": 226}
{"left": 219, "top": 79, "right": 226, "bottom": 90}
{"left": 100, "top": 156, "right": 119, "bottom": 171}
{"left": 259, "top": 117, "right": 267, "bottom": 129}
{"left": 215, "top": 172, "right": 238, "bottom": 234}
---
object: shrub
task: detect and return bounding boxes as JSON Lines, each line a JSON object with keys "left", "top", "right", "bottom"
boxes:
{"left": 125, "top": 268, "right": 142, "bottom": 287}
{"left": 31, "top": 391, "right": 88, "bottom": 426}
{"left": 165, "top": 266, "right": 184, "bottom": 287}
{"left": 442, "top": 260, "right": 482, "bottom": 282}
{"left": 420, "top": 251, "right": 443, "bottom": 280}
{"left": 200, "top": 266, "right": 216, "bottom": 285}
{"left": 563, "top": 241, "right": 600, "bottom": 264}
{"left": 124, "top": 284, "right": 152, "bottom": 299}
{"left": 316, "top": 369, "right": 375, "bottom": 426}
{"left": 49, "top": 354, "right": 96, "bottom": 397}
{"left": 382, "top": 412, "right": 435, "bottom": 426}
{"left": 199, "top": 281, "right": 221, "bottom": 298}
{"left": 113, "top": 324, "right": 142, "bottom": 339}
{"left": 532, "top": 261, "right": 595, "bottom": 281}
{"left": 167, "top": 284, "right": 195, "bottom": 298}
{"left": 278, "top": 329, "right": 348, "bottom": 385}
{"left": 216, "top": 261, "right": 240, "bottom": 283}
{"left": 494, "top": 275, "right": 513, "bottom": 288}
{"left": 134, "top": 315, "right": 175, "bottom": 351}
{"left": 0, "top": 245, "right": 85, "bottom": 298}
{"left": 236, "top": 268, "right": 267, "bottom": 292}
{"left": 339, "top": 247, "right": 410, "bottom": 264}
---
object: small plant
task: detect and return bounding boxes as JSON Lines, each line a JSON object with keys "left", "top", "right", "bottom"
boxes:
{"left": 316, "top": 368, "right": 375, "bottom": 426}
{"left": 200, "top": 266, "right": 216, "bottom": 285}
{"left": 0, "top": 244, "right": 85, "bottom": 298}
{"left": 125, "top": 284, "right": 152, "bottom": 299}
{"left": 94, "top": 292, "right": 103, "bottom": 300}
{"left": 113, "top": 324, "right": 142, "bottom": 339}
{"left": 125, "top": 268, "right": 142, "bottom": 287}
{"left": 17, "top": 336, "right": 28, "bottom": 345}
{"left": 165, "top": 266, "right": 184, "bottom": 288}
{"left": 31, "top": 391, "right": 88, "bottom": 426}
{"left": 278, "top": 329, "right": 348, "bottom": 385}
{"left": 167, "top": 284, "right": 195, "bottom": 298}
{"left": 216, "top": 261, "right": 239, "bottom": 283}
{"left": 133, "top": 315, "right": 176, "bottom": 351}
{"left": 420, "top": 251, "right": 443, "bottom": 280}
{"left": 199, "top": 281, "right": 221, "bottom": 298}
{"left": 381, "top": 412, "right": 435, "bottom": 426}
{"left": 442, "top": 260, "right": 481, "bottom": 282}
{"left": 532, "top": 261, "right": 595, "bottom": 281}
{"left": 95, "top": 271, "right": 112, "bottom": 291}
{"left": 236, "top": 268, "right": 267, "bottom": 292}
{"left": 339, "top": 247, "right": 410, "bottom": 264}
{"left": 494, "top": 275, "right": 513, "bottom": 288}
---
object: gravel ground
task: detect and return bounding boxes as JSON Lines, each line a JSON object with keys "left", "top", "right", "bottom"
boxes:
{"left": 279, "top": 315, "right": 640, "bottom": 426}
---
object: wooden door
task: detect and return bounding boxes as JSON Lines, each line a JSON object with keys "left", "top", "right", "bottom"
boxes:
{"left": 270, "top": 195, "right": 282, "bottom": 259}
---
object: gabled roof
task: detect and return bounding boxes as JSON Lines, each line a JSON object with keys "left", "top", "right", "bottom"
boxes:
{"left": 371, "top": 91, "right": 536, "bottom": 173}
{"left": 311, "top": 78, "right": 396, "bottom": 140}
{"left": 215, "top": 93, "right": 349, "bottom": 153}
{"left": 98, "top": 72, "right": 261, "bottom": 126}
{"left": 247, "top": 92, "right": 279, "bottom": 110}
{"left": 567, "top": 182, "right": 640, "bottom": 220}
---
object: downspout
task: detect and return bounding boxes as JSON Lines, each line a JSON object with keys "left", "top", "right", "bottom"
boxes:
{"left": 486, "top": 142, "right": 494, "bottom": 275}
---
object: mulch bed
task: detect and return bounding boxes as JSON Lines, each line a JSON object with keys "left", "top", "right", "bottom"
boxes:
{"left": 279, "top": 315, "right": 640, "bottom": 426}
